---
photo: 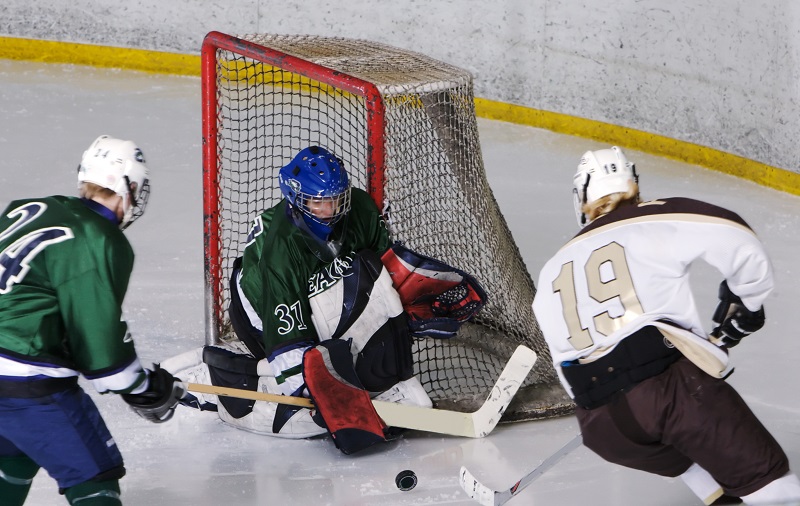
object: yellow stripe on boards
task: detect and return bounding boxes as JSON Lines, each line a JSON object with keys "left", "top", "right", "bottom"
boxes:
{"left": 2, "top": 36, "right": 797, "bottom": 196}
{"left": 0, "top": 36, "right": 200, "bottom": 76}
{"left": 475, "top": 97, "right": 800, "bottom": 197}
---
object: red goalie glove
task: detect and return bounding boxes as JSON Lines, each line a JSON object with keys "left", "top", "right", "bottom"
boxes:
{"left": 381, "top": 242, "right": 487, "bottom": 338}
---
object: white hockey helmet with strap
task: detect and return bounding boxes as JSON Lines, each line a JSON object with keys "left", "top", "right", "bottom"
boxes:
{"left": 78, "top": 135, "right": 150, "bottom": 229}
{"left": 572, "top": 146, "right": 638, "bottom": 227}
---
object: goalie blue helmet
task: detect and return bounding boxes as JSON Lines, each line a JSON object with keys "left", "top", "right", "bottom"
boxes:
{"left": 279, "top": 146, "right": 352, "bottom": 243}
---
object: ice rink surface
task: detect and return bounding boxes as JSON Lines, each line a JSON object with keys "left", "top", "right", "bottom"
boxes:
{"left": 1, "top": 59, "right": 799, "bottom": 506}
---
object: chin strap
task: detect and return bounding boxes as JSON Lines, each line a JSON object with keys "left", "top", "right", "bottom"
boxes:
{"left": 579, "top": 173, "right": 591, "bottom": 226}
{"left": 118, "top": 176, "right": 149, "bottom": 230}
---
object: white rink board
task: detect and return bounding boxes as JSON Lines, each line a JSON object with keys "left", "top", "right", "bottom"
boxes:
{"left": 1, "top": 0, "right": 799, "bottom": 174}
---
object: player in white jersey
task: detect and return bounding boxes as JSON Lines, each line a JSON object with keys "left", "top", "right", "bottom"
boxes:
{"left": 532, "top": 146, "right": 800, "bottom": 505}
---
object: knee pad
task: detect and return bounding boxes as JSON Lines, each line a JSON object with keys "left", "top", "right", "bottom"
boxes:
{"left": 64, "top": 478, "right": 121, "bottom": 505}
{"left": 0, "top": 454, "right": 39, "bottom": 505}
{"left": 216, "top": 375, "right": 326, "bottom": 439}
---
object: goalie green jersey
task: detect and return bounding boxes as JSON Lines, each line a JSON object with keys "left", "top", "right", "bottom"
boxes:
{"left": 0, "top": 196, "right": 142, "bottom": 393}
{"left": 238, "top": 187, "right": 390, "bottom": 353}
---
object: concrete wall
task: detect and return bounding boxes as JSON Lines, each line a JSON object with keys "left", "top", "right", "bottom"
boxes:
{"left": 2, "top": 0, "right": 798, "bottom": 176}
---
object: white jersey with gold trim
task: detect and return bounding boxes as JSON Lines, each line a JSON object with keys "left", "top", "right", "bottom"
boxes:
{"left": 532, "top": 197, "right": 773, "bottom": 397}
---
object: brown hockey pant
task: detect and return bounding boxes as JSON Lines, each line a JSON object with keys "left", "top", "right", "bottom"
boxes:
{"left": 576, "top": 357, "right": 789, "bottom": 497}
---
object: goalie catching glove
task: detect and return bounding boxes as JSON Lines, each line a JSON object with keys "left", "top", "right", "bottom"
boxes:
{"left": 711, "top": 280, "right": 766, "bottom": 347}
{"left": 381, "top": 242, "right": 487, "bottom": 339}
{"left": 122, "top": 364, "right": 187, "bottom": 423}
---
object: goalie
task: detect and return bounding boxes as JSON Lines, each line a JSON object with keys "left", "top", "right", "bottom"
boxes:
{"left": 165, "top": 146, "right": 484, "bottom": 453}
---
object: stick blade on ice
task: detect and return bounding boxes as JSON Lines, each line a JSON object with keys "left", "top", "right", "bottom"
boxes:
{"left": 374, "top": 344, "right": 536, "bottom": 437}
{"left": 460, "top": 434, "right": 583, "bottom": 505}
{"left": 459, "top": 465, "right": 501, "bottom": 506}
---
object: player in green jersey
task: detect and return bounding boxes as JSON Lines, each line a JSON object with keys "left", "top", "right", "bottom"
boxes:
{"left": 0, "top": 136, "right": 187, "bottom": 506}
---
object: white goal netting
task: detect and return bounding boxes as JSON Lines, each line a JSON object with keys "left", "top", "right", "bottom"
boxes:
{"left": 202, "top": 32, "right": 573, "bottom": 421}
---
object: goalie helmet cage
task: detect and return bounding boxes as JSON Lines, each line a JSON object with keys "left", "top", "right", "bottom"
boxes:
{"left": 201, "top": 31, "right": 572, "bottom": 421}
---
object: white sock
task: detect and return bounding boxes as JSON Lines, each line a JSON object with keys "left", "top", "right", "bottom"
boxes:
{"left": 741, "top": 472, "right": 800, "bottom": 505}
{"left": 680, "top": 463, "right": 724, "bottom": 505}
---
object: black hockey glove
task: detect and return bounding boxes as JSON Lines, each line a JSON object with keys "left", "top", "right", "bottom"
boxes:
{"left": 711, "top": 280, "right": 765, "bottom": 348}
{"left": 122, "top": 364, "right": 187, "bottom": 423}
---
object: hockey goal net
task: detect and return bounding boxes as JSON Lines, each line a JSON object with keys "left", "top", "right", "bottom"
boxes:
{"left": 201, "top": 31, "right": 572, "bottom": 421}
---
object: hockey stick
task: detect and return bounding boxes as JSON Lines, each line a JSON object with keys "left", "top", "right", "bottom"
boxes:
{"left": 459, "top": 433, "right": 583, "bottom": 505}
{"left": 185, "top": 344, "right": 536, "bottom": 438}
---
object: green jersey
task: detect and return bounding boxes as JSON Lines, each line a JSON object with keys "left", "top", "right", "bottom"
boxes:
{"left": 0, "top": 196, "right": 142, "bottom": 393}
{"left": 239, "top": 187, "right": 390, "bottom": 353}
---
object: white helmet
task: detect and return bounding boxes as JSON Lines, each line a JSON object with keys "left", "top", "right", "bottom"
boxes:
{"left": 78, "top": 135, "right": 150, "bottom": 229}
{"left": 572, "top": 146, "right": 638, "bottom": 227}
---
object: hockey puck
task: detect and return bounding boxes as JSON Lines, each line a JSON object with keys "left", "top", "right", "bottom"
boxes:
{"left": 395, "top": 470, "right": 417, "bottom": 491}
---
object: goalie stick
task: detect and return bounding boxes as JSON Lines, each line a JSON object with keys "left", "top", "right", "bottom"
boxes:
{"left": 185, "top": 344, "right": 537, "bottom": 438}
{"left": 459, "top": 433, "right": 583, "bottom": 505}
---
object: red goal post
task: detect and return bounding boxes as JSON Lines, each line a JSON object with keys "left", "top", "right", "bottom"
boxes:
{"left": 201, "top": 31, "right": 572, "bottom": 421}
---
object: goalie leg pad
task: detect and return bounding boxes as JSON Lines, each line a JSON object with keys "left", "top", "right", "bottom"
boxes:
{"left": 203, "top": 346, "right": 261, "bottom": 419}
{"left": 215, "top": 375, "right": 327, "bottom": 439}
{"left": 266, "top": 339, "right": 314, "bottom": 397}
{"left": 161, "top": 346, "right": 261, "bottom": 412}
{"left": 159, "top": 347, "right": 214, "bottom": 410}
{"left": 303, "top": 339, "right": 387, "bottom": 455}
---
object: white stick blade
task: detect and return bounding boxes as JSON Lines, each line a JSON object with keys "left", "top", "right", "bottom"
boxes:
{"left": 459, "top": 465, "right": 499, "bottom": 506}
{"left": 375, "top": 345, "right": 536, "bottom": 438}
{"left": 372, "top": 401, "right": 475, "bottom": 436}
{"left": 471, "top": 345, "right": 537, "bottom": 437}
